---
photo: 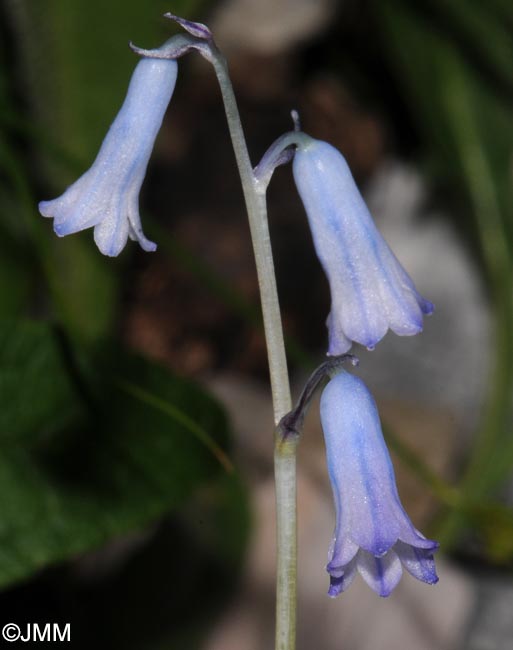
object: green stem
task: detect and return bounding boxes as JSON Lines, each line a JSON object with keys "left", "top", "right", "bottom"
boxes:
{"left": 274, "top": 435, "right": 297, "bottom": 650}
{"left": 209, "top": 48, "right": 296, "bottom": 650}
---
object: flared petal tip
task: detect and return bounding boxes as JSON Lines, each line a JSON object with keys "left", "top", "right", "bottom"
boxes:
{"left": 97, "top": 242, "right": 125, "bottom": 258}
{"left": 421, "top": 298, "right": 435, "bottom": 316}
{"left": 327, "top": 560, "right": 401, "bottom": 598}
{"left": 129, "top": 224, "right": 157, "bottom": 253}
{"left": 358, "top": 551, "right": 404, "bottom": 597}
{"left": 326, "top": 544, "right": 439, "bottom": 597}
{"left": 39, "top": 200, "right": 55, "bottom": 218}
{"left": 327, "top": 545, "right": 359, "bottom": 573}
{"left": 394, "top": 540, "right": 439, "bottom": 585}
{"left": 423, "top": 570, "right": 439, "bottom": 585}
{"left": 94, "top": 229, "right": 157, "bottom": 257}
{"left": 53, "top": 221, "right": 78, "bottom": 237}
{"left": 328, "top": 579, "right": 343, "bottom": 598}
{"left": 416, "top": 538, "right": 439, "bottom": 551}
{"left": 326, "top": 333, "right": 352, "bottom": 356}
{"left": 140, "top": 239, "right": 157, "bottom": 253}
{"left": 356, "top": 332, "right": 382, "bottom": 352}
{"left": 327, "top": 565, "right": 357, "bottom": 597}
{"left": 377, "top": 584, "right": 396, "bottom": 598}
{"left": 329, "top": 312, "right": 430, "bottom": 353}
{"left": 53, "top": 222, "right": 65, "bottom": 237}
{"left": 408, "top": 561, "right": 439, "bottom": 586}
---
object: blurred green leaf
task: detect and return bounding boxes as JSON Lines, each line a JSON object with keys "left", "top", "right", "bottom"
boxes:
{"left": 0, "top": 123, "right": 120, "bottom": 341}
{"left": 0, "top": 320, "right": 83, "bottom": 442}
{"left": 46, "top": 235, "right": 121, "bottom": 342}
{"left": 47, "top": 472, "right": 250, "bottom": 650}
{"left": 375, "top": 0, "right": 513, "bottom": 548}
{"left": 422, "top": 0, "right": 513, "bottom": 96}
{"left": 0, "top": 319, "right": 234, "bottom": 589}
{"left": 118, "top": 378, "right": 233, "bottom": 473}
{"left": 0, "top": 233, "right": 33, "bottom": 318}
{"left": 461, "top": 502, "right": 513, "bottom": 564}
{"left": 184, "top": 472, "right": 250, "bottom": 566}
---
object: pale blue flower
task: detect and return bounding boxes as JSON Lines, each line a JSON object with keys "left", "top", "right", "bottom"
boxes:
{"left": 293, "top": 137, "right": 433, "bottom": 354}
{"left": 320, "top": 370, "right": 438, "bottom": 597}
{"left": 39, "top": 57, "right": 178, "bottom": 256}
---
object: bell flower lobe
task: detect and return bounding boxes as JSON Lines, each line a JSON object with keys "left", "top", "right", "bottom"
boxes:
{"left": 320, "top": 370, "right": 438, "bottom": 597}
{"left": 39, "top": 57, "right": 178, "bottom": 256}
{"left": 292, "top": 137, "right": 433, "bottom": 354}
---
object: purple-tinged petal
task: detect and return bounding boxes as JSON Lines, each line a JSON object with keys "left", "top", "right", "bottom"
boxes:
{"left": 326, "top": 311, "right": 356, "bottom": 355}
{"left": 328, "top": 558, "right": 357, "bottom": 597}
{"left": 395, "top": 541, "right": 439, "bottom": 585}
{"left": 395, "top": 525, "right": 440, "bottom": 551}
{"left": 357, "top": 549, "right": 403, "bottom": 597}
{"left": 39, "top": 57, "right": 177, "bottom": 256}
{"left": 418, "top": 295, "right": 435, "bottom": 316}
{"left": 128, "top": 222, "right": 157, "bottom": 252}
{"left": 320, "top": 371, "right": 439, "bottom": 596}
{"left": 93, "top": 208, "right": 130, "bottom": 258}
{"left": 292, "top": 137, "right": 432, "bottom": 354}
{"left": 328, "top": 536, "right": 359, "bottom": 570}
{"left": 322, "top": 372, "right": 408, "bottom": 558}
{"left": 127, "top": 194, "right": 157, "bottom": 252}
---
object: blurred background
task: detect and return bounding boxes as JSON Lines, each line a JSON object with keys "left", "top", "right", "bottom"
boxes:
{"left": 0, "top": 0, "right": 512, "bottom": 648}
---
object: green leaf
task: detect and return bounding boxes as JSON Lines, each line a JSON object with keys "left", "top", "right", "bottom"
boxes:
{"left": 460, "top": 502, "right": 513, "bottom": 564}
{"left": 0, "top": 233, "right": 33, "bottom": 318}
{"left": 0, "top": 319, "right": 235, "bottom": 589}
{"left": 118, "top": 378, "right": 233, "bottom": 473}
{"left": 0, "top": 126, "right": 119, "bottom": 342}
{"left": 36, "top": 472, "right": 250, "bottom": 650}
{"left": 46, "top": 235, "right": 120, "bottom": 342}
{"left": 0, "top": 320, "right": 83, "bottom": 442}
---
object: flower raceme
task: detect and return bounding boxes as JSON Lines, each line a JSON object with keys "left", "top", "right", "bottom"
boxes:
{"left": 320, "top": 370, "right": 438, "bottom": 597}
{"left": 39, "top": 57, "right": 178, "bottom": 257}
{"left": 292, "top": 136, "right": 433, "bottom": 355}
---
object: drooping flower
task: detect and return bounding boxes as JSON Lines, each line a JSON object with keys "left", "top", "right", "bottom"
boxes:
{"left": 39, "top": 57, "right": 178, "bottom": 256}
{"left": 292, "top": 136, "right": 433, "bottom": 354}
{"left": 320, "top": 370, "right": 438, "bottom": 597}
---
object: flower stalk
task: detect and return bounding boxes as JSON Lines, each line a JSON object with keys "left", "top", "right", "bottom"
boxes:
{"left": 210, "top": 49, "right": 298, "bottom": 650}
{"left": 129, "top": 20, "right": 298, "bottom": 646}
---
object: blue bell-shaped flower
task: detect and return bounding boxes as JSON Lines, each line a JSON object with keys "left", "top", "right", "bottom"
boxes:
{"left": 320, "top": 370, "right": 438, "bottom": 597}
{"left": 39, "top": 57, "right": 178, "bottom": 256}
{"left": 293, "top": 137, "right": 433, "bottom": 354}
